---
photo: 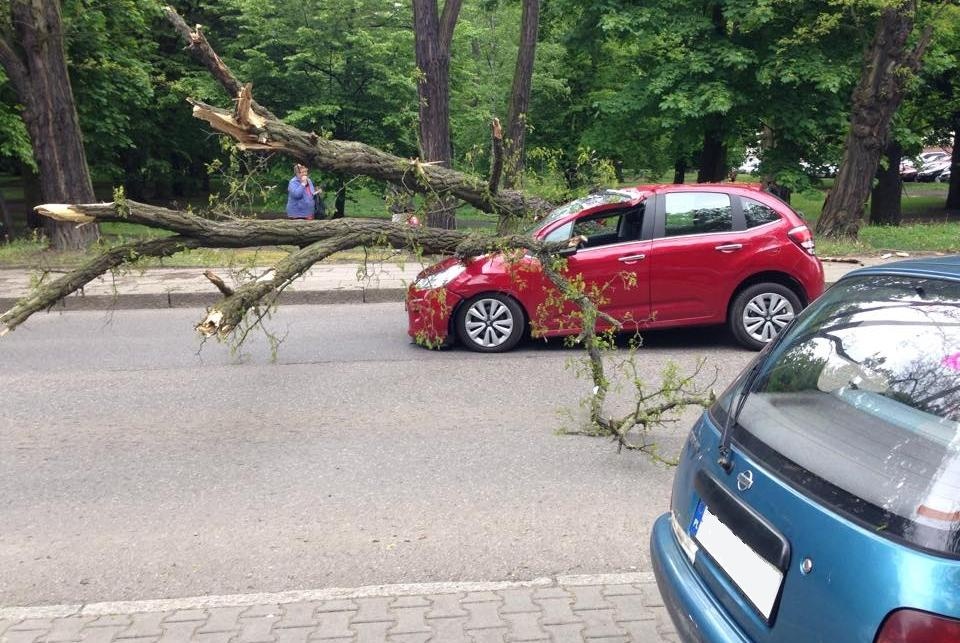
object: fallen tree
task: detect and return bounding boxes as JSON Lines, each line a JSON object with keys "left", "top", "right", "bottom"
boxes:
{"left": 0, "top": 6, "right": 714, "bottom": 458}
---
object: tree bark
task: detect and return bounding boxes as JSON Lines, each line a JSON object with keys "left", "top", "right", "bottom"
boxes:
{"left": 697, "top": 122, "right": 727, "bottom": 183}
{"left": 503, "top": 0, "right": 539, "bottom": 190}
{"left": 412, "top": 0, "right": 462, "bottom": 229}
{"left": 948, "top": 117, "right": 960, "bottom": 215}
{"left": 673, "top": 160, "right": 687, "bottom": 184}
{"left": 870, "top": 139, "right": 903, "bottom": 226}
{"left": 0, "top": 0, "right": 99, "bottom": 250}
{"left": 816, "top": 7, "right": 932, "bottom": 239}
{"left": 0, "top": 189, "right": 13, "bottom": 240}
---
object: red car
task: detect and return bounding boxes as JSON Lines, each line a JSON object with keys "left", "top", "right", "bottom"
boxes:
{"left": 406, "top": 184, "right": 824, "bottom": 352}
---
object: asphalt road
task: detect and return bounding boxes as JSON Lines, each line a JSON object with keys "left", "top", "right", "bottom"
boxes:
{"left": 0, "top": 303, "right": 753, "bottom": 607}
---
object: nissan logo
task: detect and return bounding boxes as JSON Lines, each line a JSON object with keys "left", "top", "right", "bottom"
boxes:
{"left": 737, "top": 470, "right": 754, "bottom": 492}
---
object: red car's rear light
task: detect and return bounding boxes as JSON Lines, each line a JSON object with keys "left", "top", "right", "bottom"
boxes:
{"left": 787, "top": 225, "right": 816, "bottom": 256}
{"left": 875, "top": 609, "right": 960, "bottom": 643}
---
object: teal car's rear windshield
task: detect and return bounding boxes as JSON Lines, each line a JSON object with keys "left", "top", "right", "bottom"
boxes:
{"left": 715, "top": 274, "right": 960, "bottom": 557}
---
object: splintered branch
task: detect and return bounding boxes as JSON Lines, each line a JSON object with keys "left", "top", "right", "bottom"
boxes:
{"left": 162, "top": 5, "right": 553, "bottom": 221}
{"left": 196, "top": 230, "right": 377, "bottom": 337}
{"left": 0, "top": 236, "right": 202, "bottom": 335}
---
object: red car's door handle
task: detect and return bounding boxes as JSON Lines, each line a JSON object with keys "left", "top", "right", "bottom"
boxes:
{"left": 618, "top": 254, "right": 647, "bottom": 263}
{"left": 714, "top": 243, "right": 743, "bottom": 253}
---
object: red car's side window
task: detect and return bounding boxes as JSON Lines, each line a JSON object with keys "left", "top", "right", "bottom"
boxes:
{"left": 663, "top": 192, "right": 733, "bottom": 237}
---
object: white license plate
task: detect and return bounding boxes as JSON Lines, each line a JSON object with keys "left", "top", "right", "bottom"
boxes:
{"left": 690, "top": 503, "right": 784, "bottom": 620}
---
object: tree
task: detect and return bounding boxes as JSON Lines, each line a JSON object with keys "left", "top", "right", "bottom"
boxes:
{"left": 412, "top": 0, "right": 462, "bottom": 229}
{"left": 0, "top": 0, "right": 99, "bottom": 250}
{"left": 502, "top": 0, "right": 539, "bottom": 189}
{"left": 816, "top": 3, "right": 933, "bottom": 238}
{"left": 1, "top": 7, "right": 714, "bottom": 459}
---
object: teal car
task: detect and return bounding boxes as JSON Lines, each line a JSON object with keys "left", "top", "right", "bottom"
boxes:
{"left": 652, "top": 256, "right": 960, "bottom": 642}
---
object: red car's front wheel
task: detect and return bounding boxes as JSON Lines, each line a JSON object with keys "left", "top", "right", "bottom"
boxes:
{"left": 455, "top": 294, "right": 525, "bottom": 353}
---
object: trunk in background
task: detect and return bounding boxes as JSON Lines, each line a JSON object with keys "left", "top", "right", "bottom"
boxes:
{"left": 870, "top": 140, "right": 903, "bottom": 226}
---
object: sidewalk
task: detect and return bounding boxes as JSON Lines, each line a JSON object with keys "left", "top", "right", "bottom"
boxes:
{"left": 0, "top": 256, "right": 909, "bottom": 313}
{"left": 0, "top": 573, "right": 679, "bottom": 643}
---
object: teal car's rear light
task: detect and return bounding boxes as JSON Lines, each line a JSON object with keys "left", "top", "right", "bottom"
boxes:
{"left": 875, "top": 609, "right": 960, "bottom": 643}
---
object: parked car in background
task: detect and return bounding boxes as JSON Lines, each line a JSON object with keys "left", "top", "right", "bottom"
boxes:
{"left": 651, "top": 256, "right": 960, "bottom": 642}
{"left": 406, "top": 184, "right": 824, "bottom": 352}
{"left": 917, "top": 157, "right": 952, "bottom": 182}
{"left": 902, "top": 151, "right": 951, "bottom": 182}
{"left": 939, "top": 166, "right": 952, "bottom": 183}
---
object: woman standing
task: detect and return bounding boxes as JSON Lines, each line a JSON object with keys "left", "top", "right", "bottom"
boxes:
{"left": 286, "top": 164, "right": 316, "bottom": 220}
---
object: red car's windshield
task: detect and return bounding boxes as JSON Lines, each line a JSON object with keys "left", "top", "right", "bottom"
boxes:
{"left": 525, "top": 190, "right": 640, "bottom": 237}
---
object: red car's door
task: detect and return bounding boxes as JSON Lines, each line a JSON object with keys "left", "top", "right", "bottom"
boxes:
{"left": 647, "top": 190, "right": 751, "bottom": 325}
{"left": 536, "top": 206, "right": 651, "bottom": 334}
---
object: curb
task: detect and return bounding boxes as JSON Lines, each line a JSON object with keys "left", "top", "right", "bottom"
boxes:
{"left": 0, "top": 288, "right": 407, "bottom": 313}
{"left": 0, "top": 572, "right": 657, "bottom": 619}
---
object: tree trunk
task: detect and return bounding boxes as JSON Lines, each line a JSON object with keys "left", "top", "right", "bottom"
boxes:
{"left": 333, "top": 174, "right": 346, "bottom": 219}
{"left": 816, "top": 8, "right": 932, "bottom": 239}
{"left": 0, "top": 189, "right": 13, "bottom": 240}
{"left": 1, "top": 0, "right": 99, "bottom": 250}
{"left": 20, "top": 164, "right": 44, "bottom": 230}
{"left": 870, "top": 139, "right": 903, "bottom": 226}
{"left": 673, "top": 160, "right": 687, "bottom": 184}
{"left": 697, "top": 122, "right": 727, "bottom": 183}
{"left": 503, "top": 0, "right": 539, "bottom": 190}
{"left": 412, "top": 0, "right": 462, "bottom": 229}
{"left": 948, "top": 118, "right": 960, "bottom": 215}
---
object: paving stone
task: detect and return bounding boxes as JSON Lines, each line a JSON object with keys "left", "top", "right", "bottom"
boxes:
{"left": 272, "top": 626, "right": 314, "bottom": 643}
{"left": 351, "top": 598, "right": 393, "bottom": 625}
{"left": 582, "top": 637, "right": 628, "bottom": 642}
{"left": 40, "top": 617, "right": 96, "bottom": 643}
{"left": 0, "top": 620, "right": 19, "bottom": 637}
{"left": 465, "top": 628, "right": 507, "bottom": 643}
{"left": 157, "top": 621, "right": 201, "bottom": 643}
{"left": 388, "top": 608, "right": 429, "bottom": 636}
{"left": 387, "top": 634, "right": 430, "bottom": 643}
{"left": 86, "top": 617, "right": 132, "bottom": 629}
{"left": 390, "top": 597, "right": 430, "bottom": 609}
{"left": 569, "top": 586, "right": 614, "bottom": 613}
{"left": 241, "top": 607, "right": 280, "bottom": 620}
{"left": 535, "top": 596, "right": 580, "bottom": 627}
{"left": 192, "top": 633, "right": 235, "bottom": 643}
{"left": 639, "top": 584, "right": 665, "bottom": 608}
{"left": 196, "top": 608, "right": 243, "bottom": 634}
{"left": 541, "top": 623, "right": 584, "bottom": 643}
{"left": 462, "top": 601, "right": 505, "bottom": 631}
{"left": 352, "top": 622, "right": 390, "bottom": 643}
{"left": 577, "top": 610, "right": 626, "bottom": 639}
{"left": 277, "top": 604, "right": 319, "bottom": 629}
{"left": 495, "top": 590, "right": 538, "bottom": 615}
{"left": 423, "top": 616, "right": 470, "bottom": 643}
{"left": 3, "top": 630, "right": 43, "bottom": 643}
{"left": 600, "top": 585, "right": 642, "bottom": 598}
{"left": 236, "top": 616, "right": 278, "bottom": 643}
{"left": 78, "top": 625, "right": 125, "bottom": 643}
{"left": 313, "top": 602, "right": 356, "bottom": 615}
{"left": 117, "top": 613, "right": 170, "bottom": 639}
{"left": 460, "top": 592, "right": 500, "bottom": 604}
{"left": 620, "top": 620, "right": 663, "bottom": 641}
{"left": 425, "top": 595, "right": 466, "bottom": 620}
{"left": 608, "top": 595, "right": 655, "bottom": 623}
{"left": 10, "top": 620, "right": 53, "bottom": 632}
{"left": 500, "top": 613, "right": 547, "bottom": 641}
{"left": 312, "top": 612, "right": 353, "bottom": 640}
{"left": 530, "top": 588, "right": 571, "bottom": 601}
{"left": 164, "top": 611, "right": 208, "bottom": 624}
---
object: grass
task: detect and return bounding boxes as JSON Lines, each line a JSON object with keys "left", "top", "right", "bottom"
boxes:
{"left": 0, "top": 174, "right": 956, "bottom": 269}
